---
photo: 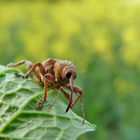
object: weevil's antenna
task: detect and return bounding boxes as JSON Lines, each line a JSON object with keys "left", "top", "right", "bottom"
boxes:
{"left": 80, "top": 97, "right": 86, "bottom": 125}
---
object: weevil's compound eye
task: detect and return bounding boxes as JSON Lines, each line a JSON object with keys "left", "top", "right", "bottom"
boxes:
{"left": 62, "top": 66, "right": 76, "bottom": 80}
{"left": 66, "top": 72, "right": 72, "bottom": 79}
{"left": 65, "top": 71, "right": 77, "bottom": 80}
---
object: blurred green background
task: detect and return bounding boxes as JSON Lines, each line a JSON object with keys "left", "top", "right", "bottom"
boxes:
{"left": 0, "top": 0, "right": 140, "bottom": 140}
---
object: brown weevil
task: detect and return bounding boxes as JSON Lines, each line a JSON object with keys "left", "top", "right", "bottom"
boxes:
{"left": 7, "top": 58, "right": 83, "bottom": 112}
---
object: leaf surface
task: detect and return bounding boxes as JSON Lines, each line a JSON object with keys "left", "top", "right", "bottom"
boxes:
{"left": 0, "top": 66, "right": 96, "bottom": 140}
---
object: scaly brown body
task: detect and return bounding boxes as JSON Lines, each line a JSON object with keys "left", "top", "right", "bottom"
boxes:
{"left": 7, "top": 58, "right": 83, "bottom": 112}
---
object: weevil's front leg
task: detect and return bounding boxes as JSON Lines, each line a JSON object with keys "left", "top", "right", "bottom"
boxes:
{"left": 36, "top": 75, "right": 48, "bottom": 109}
{"left": 36, "top": 73, "right": 56, "bottom": 109}
{"left": 7, "top": 60, "right": 33, "bottom": 70}
{"left": 66, "top": 85, "right": 83, "bottom": 108}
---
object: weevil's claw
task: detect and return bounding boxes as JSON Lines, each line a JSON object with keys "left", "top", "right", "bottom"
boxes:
{"left": 35, "top": 99, "right": 44, "bottom": 110}
{"left": 22, "top": 75, "right": 28, "bottom": 79}
{"left": 14, "top": 72, "right": 28, "bottom": 79}
{"left": 14, "top": 72, "right": 23, "bottom": 78}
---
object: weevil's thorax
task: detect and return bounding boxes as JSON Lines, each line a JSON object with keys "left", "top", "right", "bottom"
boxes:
{"left": 53, "top": 60, "right": 76, "bottom": 86}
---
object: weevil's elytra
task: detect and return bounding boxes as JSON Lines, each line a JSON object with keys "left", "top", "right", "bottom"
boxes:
{"left": 7, "top": 58, "right": 83, "bottom": 112}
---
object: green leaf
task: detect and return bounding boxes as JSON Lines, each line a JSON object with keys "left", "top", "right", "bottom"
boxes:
{"left": 0, "top": 66, "right": 96, "bottom": 140}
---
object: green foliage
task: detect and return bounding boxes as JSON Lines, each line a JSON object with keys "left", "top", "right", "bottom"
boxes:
{"left": 0, "top": 66, "right": 95, "bottom": 140}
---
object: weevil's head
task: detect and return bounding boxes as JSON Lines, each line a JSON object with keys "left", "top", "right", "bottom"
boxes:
{"left": 62, "top": 63, "right": 76, "bottom": 102}
{"left": 62, "top": 64, "right": 77, "bottom": 82}
{"left": 54, "top": 60, "right": 76, "bottom": 87}
{"left": 53, "top": 60, "right": 77, "bottom": 112}
{"left": 61, "top": 62, "right": 77, "bottom": 112}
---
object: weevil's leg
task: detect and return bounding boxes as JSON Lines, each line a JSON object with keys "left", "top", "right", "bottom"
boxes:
{"left": 42, "top": 73, "right": 56, "bottom": 102}
{"left": 23, "top": 63, "right": 45, "bottom": 78}
{"left": 59, "top": 87, "right": 75, "bottom": 112}
{"left": 36, "top": 75, "right": 48, "bottom": 109}
{"left": 42, "top": 75, "right": 48, "bottom": 102}
{"left": 33, "top": 71, "right": 43, "bottom": 85}
{"left": 7, "top": 60, "right": 33, "bottom": 70}
{"left": 59, "top": 85, "right": 82, "bottom": 110}
{"left": 60, "top": 87, "right": 71, "bottom": 100}
{"left": 66, "top": 85, "right": 85, "bottom": 124}
{"left": 7, "top": 60, "right": 33, "bottom": 78}
{"left": 36, "top": 73, "right": 56, "bottom": 109}
{"left": 47, "top": 87, "right": 72, "bottom": 112}
{"left": 66, "top": 85, "right": 83, "bottom": 108}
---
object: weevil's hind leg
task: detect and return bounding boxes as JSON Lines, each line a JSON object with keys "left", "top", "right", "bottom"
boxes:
{"left": 23, "top": 63, "right": 45, "bottom": 78}
{"left": 7, "top": 60, "right": 34, "bottom": 78}
{"left": 7, "top": 60, "right": 33, "bottom": 70}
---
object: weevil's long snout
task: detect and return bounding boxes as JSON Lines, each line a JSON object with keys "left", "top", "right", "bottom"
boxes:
{"left": 65, "top": 73, "right": 74, "bottom": 112}
{"left": 61, "top": 66, "right": 77, "bottom": 112}
{"left": 70, "top": 74, "right": 74, "bottom": 95}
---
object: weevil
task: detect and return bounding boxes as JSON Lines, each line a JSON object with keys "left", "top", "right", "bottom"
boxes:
{"left": 7, "top": 58, "right": 83, "bottom": 112}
